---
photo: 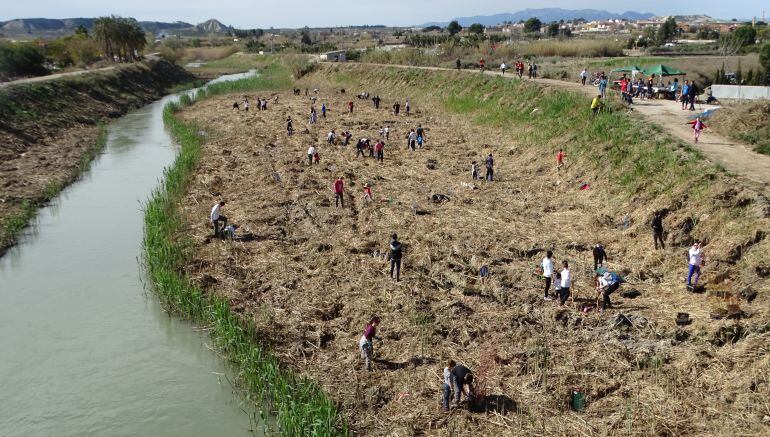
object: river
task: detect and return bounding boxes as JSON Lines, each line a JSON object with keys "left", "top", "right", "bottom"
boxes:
{"left": 0, "top": 72, "right": 262, "bottom": 436}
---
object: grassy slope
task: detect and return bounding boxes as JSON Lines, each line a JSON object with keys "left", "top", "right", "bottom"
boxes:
{"left": 146, "top": 63, "right": 347, "bottom": 436}
{"left": 708, "top": 101, "right": 770, "bottom": 156}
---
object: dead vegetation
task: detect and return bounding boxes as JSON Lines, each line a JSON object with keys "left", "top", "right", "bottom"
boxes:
{"left": 176, "top": 64, "right": 770, "bottom": 435}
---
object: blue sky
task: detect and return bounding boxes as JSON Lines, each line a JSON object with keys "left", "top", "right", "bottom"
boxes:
{"left": 0, "top": 0, "right": 764, "bottom": 27}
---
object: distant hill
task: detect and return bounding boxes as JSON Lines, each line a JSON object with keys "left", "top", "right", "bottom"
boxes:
{"left": 421, "top": 8, "right": 655, "bottom": 27}
{"left": 0, "top": 17, "right": 229, "bottom": 37}
{"left": 195, "top": 19, "right": 232, "bottom": 34}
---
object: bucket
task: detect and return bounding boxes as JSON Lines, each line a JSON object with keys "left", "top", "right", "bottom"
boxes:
{"left": 571, "top": 389, "right": 586, "bottom": 412}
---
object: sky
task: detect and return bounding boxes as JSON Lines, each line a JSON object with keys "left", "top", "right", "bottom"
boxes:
{"left": 0, "top": 0, "right": 765, "bottom": 28}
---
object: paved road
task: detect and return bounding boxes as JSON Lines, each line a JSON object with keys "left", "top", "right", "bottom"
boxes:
{"left": 358, "top": 62, "right": 770, "bottom": 191}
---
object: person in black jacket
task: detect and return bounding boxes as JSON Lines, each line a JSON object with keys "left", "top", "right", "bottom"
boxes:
{"left": 652, "top": 210, "right": 665, "bottom": 249}
{"left": 390, "top": 234, "right": 403, "bottom": 281}
{"left": 688, "top": 82, "right": 697, "bottom": 110}
{"left": 450, "top": 363, "right": 474, "bottom": 405}
{"left": 593, "top": 243, "right": 608, "bottom": 270}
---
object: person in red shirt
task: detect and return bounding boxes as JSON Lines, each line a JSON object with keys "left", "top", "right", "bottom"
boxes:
{"left": 347, "top": 101, "right": 354, "bottom": 114}
{"left": 334, "top": 176, "right": 344, "bottom": 207}
{"left": 375, "top": 140, "right": 384, "bottom": 162}
{"left": 479, "top": 58, "right": 485, "bottom": 71}
{"left": 556, "top": 149, "right": 565, "bottom": 171}
{"left": 363, "top": 183, "right": 373, "bottom": 204}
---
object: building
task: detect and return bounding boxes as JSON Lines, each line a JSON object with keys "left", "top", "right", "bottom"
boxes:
{"left": 320, "top": 50, "right": 346, "bottom": 62}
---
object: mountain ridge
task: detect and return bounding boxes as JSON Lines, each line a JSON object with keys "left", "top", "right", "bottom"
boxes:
{"left": 421, "top": 8, "right": 656, "bottom": 27}
{"left": 0, "top": 17, "right": 232, "bottom": 36}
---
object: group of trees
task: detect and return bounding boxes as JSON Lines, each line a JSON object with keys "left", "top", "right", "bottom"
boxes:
{"left": 0, "top": 42, "right": 48, "bottom": 80}
{"left": 92, "top": 16, "right": 147, "bottom": 61}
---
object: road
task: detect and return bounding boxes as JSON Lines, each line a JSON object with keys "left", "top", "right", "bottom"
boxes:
{"left": 358, "top": 62, "right": 770, "bottom": 191}
{"left": 0, "top": 66, "right": 118, "bottom": 89}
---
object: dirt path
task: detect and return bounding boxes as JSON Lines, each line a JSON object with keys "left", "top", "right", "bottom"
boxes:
{"left": 0, "top": 66, "right": 116, "bottom": 89}
{"left": 359, "top": 63, "right": 770, "bottom": 191}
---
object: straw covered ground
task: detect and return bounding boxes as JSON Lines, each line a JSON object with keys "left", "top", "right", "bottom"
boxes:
{"left": 175, "top": 64, "right": 770, "bottom": 436}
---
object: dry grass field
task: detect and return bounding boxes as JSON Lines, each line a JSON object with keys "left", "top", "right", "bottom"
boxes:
{"left": 174, "top": 64, "right": 770, "bottom": 435}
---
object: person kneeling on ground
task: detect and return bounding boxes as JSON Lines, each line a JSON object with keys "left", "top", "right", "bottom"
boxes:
{"left": 596, "top": 269, "right": 622, "bottom": 310}
{"left": 449, "top": 362, "right": 474, "bottom": 407}
{"left": 591, "top": 94, "right": 604, "bottom": 117}
{"left": 359, "top": 316, "right": 382, "bottom": 371}
{"left": 210, "top": 201, "right": 227, "bottom": 237}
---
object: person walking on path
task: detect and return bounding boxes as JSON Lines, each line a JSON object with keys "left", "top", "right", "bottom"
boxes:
{"left": 599, "top": 74, "right": 608, "bottom": 99}
{"left": 500, "top": 62, "right": 507, "bottom": 76}
{"left": 375, "top": 140, "right": 384, "bottom": 162}
{"left": 559, "top": 260, "right": 571, "bottom": 306}
{"left": 652, "top": 210, "right": 665, "bottom": 249}
{"left": 307, "top": 145, "right": 316, "bottom": 165}
{"left": 593, "top": 243, "right": 608, "bottom": 271}
{"left": 591, "top": 94, "right": 604, "bottom": 117}
{"left": 390, "top": 233, "right": 403, "bottom": 281}
{"left": 580, "top": 68, "right": 588, "bottom": 85}
{"left": 688, "top": 81, "right": 698, "bottom": 111}
{"left": 542, "top": 250, "right": 554, "bottom": 300}
{"left": 687, "top": 117, "right": 708, "bottom": 143}
{"left": 681, "top": 81, "right": 690, "bottom": 110}
{"left": 210, "top": 201, "right": 227, "bottom": 237}
{"left": 556, "top": 148, "right": 565, "bottom": 172}
{"left": 456, "top": 59, "right": 462, "bottom": 70}
{"left": 334, "top": 176, "right": 345, "bottom": 208}
{"left": 485, "top": 153, "right": 494, "bottom": 181}
{"left": 359, "top": 316, "right": 382, "bottom": 371}
{"left": 686, "top": 242, "right": 704, "bottom": 288}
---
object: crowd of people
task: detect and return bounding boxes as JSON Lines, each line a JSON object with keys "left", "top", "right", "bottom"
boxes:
{"left": 212, "top": 82, "right": 710, "bottom": 413}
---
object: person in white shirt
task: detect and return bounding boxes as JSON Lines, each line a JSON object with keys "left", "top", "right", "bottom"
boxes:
{"left": 559, "top": 260, "right": 571, "bottom": 305}
{"left": 441, "top": 360, "right": 454, "bottom": 411}
{"left": 542, "top": 250, "right": 554, "bottom": 300}
{"left": 210, "top": 201, "right": 227, "bottom": 237}
{"left": 500, "top": 62, "right": 507, "bottom": 75}
{"left": 580, "top": 68, "right": 588, "bottom": 85}
{"left": 597, "top": 271, "right": 621, "bottom": 310}
{"left": 686, "top": 242, "right": 704, "bottom": 287}
{"left": 307, "top": 146, "right": 316, "bottom": 165}
{"left": 327, "top": 130, "right": 336, "bottom": 145}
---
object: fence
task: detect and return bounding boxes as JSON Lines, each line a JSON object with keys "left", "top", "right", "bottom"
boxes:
{"left": 711, "top": 85, "right": 770, "bottom": 100}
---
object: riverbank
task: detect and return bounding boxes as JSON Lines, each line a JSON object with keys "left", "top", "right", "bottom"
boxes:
{"left": 174, "top": 62, "right": 769, "bottom": 435}
{"left": 0, "top": 59, "right": 196, "bottom": 255}
{"left": 146, "top": 63, "right": 346, "bottom": 435}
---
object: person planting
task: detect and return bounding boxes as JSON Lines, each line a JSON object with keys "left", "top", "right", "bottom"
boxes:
{"left": 359, "top": 316, "right": 382, "bottom": 371}
{"left": 210, "top": 200, "right": 227, "bottom": 237}
{"left": 596, "top": 269, "right": 623, "bottom": 311}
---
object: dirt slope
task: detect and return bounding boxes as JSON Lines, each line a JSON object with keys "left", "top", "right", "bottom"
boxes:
{"left": 0, "top": 59, "right": 195, "bottom": 254}
{"left": 176, "top": 64, "right": 770, "bottom": 436}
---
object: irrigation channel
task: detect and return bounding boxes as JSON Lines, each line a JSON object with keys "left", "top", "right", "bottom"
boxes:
{"left": 0, "top": 71, "right": 266, "bottom": 436}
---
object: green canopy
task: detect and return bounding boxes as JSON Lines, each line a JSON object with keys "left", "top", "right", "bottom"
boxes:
{"left": 610, "top": 65, "right": 645, "bottom": 73}
{"left": 643, "top": 64, "right": 686, "bottom": 77}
